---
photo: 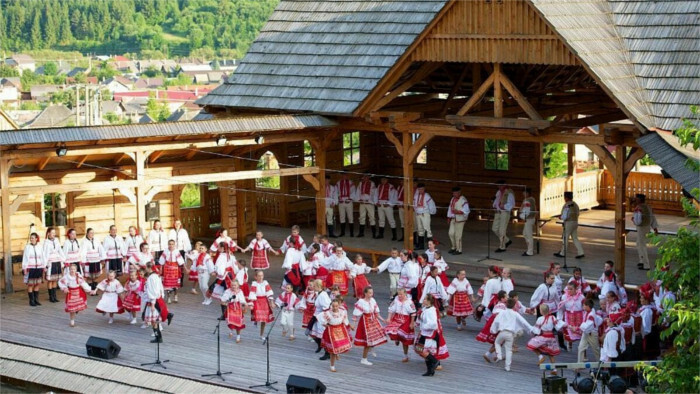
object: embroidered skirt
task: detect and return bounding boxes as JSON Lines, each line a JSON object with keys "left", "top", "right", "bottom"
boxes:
{"left": 447, "top": 291, "right": 474, "bottom": 317}
{"left": 322, "top": 324, "right": 353, "bottom": 354}
{"left": 354, "top": 313, "right": 387, "bottom": 347}
{"left": 65, "top": 287, "right": 88, "bottom": 313}
{"left": 386, "top": 313, "right": 414, "bottom": 345}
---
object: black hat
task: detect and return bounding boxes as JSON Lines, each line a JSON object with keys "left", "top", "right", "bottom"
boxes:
{"left": 564, "top": 191, "right": 573, "bottom": 199}
{"left": 325, "top": 174, "right": 331, "bottom": 180}
{"left": 452, "top": 186, "right": 461, "bottom": 192}
{"left": 496, "top": 180, "right": 506, "bottom": 185}
{"left": 636, "top": 194, "right": 646, "bottom": 202}
{"left": 417, "top": 183, "right": 426, "bottom": 188}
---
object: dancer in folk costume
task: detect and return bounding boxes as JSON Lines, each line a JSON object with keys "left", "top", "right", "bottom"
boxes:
{"left": 447, "top": 186, "right": 469, "bottom": 255}
{"left": 530, "top": 272, "right": 560, "bottom": 318}
{"left": 598, "top": 266, "right": 628, "bottom": 308}
{"left": 92, "top": 270, "right": 125, "bottom": 324}
{"left": 569, "top": 267, "right": 592, "bottom": 295}
{"left": 323, "top": 244, "right": 353, "bottom": 296}
{"left": 143, "top": 262, "right": 172, "bottom": 343}
{"left": 309, "top": 280, "right": 332, "bottom": 353}
{"left": 421, "top": 266, "right": 448, "bottom": 316}
{"left": 558, "top": 282, "right": 585, "bottom": 350}
{"left": 127, "top": 242, "right": 153, "bottom": 275}
{"left": 159, "top": 240, "right": 185, "bottom": 303}
{"left": 58, "top": 264, "right": 92, "bottom": 327}
{"left": 600, "top": 311, "right": 626, "bottom": 362}
{"left": 475, "top": 265, "right": 502, "bottom": 321}
{"left": 413, "top": 183, "right": 437, "bottom": 250}
{"left": 320, "top": 298, "right": 354, "bottom": 372}
{"left": 415, "top": 294, "right": 449, "bottom": 376}
{"left": 394, "top": 179, "right": 406, "bottom": 241}
{"left": 416, "top": 254, "right": 431, "bottom": 305}
{"left": 242, "top": 230, "right": 279, "bottom": 270}
{"left": 492, "top": 180, "right": 515, "bottom": 253}
{"left": 191, "top": 242, "right": 215, "bottom": 304}
{"left": 549, "top": 262, "right": 564, "bottom": 297}
{"left": 221, "top": 280, "right": 248, "bottom": 343}
{"left": 298, "top": 283, "right": 318, "bottom": 336}
{"left": 577, "top": 298, "right": 602, "bottom": 362}
{"left": 318, "top": 235, "right": 335, "bottom": 258}
{"left": 124, "top": 226, "right": 144, "bottom": 262}
{"left": 81, "top": 228, "right": 105, "bottom": 291}
{"left": 447, "top": 269, "right": 475, "bottom": 330}
{"left": 210, "top": 229, "right": 233, "bottom": 253}
{"left": 352, "top": 287, "right": 387, "bottom": 366}
{"left": 324, "top": 175, "right": 339, "bottom": 238}
{"left": 43, "top": 227, "right": 66, "bottom": 303}
{"left": 280, "top": 225, "right": 306, "bottom": 292}
{"left": 520, "top": 187, "right": 537, "bottom": 256}
{"left": 249, "top": 270, "right": 275, "bottom": 339}
{"left": 169, "top": 219, "right": 192, "bottom": 259}
{"left": 501, "top": 267, "right": 515, "bottom": 294}
{"left": 355, "top": 174, "right": 378, "bottom": 239}
{"left": 276, "top": 283, "right": 300, "bottom": 340}
{"left": 306, "top": 234, "right": 321, "bottom": 256}
{"left": 490, "top": 298, "right": 535, "bottom": 372}
{"left": 385, "top": 288, "right": 416, "bottom": 362}
{"left": 478, "top": 290, "right": 508, "bottom": 363}
{"left": 301, "top": 243, "right": 323, "bottom": 289}
{"left": 527, "top": 304, "right": 567, "bottom": 369}
{"left": 147, "top": 220, "right": 168, "bottom": 262}
{"left": 372, "top": 247, "right": 403, "bottom": 299}
{"left": 375, "top": 176, "right": 398, "bottom": 240}
{"left": 350, "top": 254, "right": 372, "bottom": 299}
{"left": 432, "top": 251, "right": 450, "bottom": 287}
{"left": 233, "top": 259, "right": 250, "bottom": 302}
{"left": 23, "top": 232, "right": 45, "bottom": 306}
{"left": 186, "top": 241, "right": 204, "bottom": 294}
{"left": 103, "top": 225, "right": 127, "bottom": 277}
{"left": 424, "top": 239, "right": 439, "bottom": 264}
{"left": 637, "top": 283, "right": 661, "bottom": 360}
{"left": 123, "top": 269, "right": 146, "bottom": 324}
{"left": 207, "top": 242, "right": 235, "bottom": 303}
{"left": 336, "top": 173, "right": 356, "bottom": 237}
{"left": 62, "top": 228, "right": 83, "bottom": 275}
{"left": 398, "top": 250, "right": 421, "bottom": 307}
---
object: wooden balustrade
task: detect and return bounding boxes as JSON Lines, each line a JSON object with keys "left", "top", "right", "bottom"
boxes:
{"left": 180, "top": 207, "right": 206, "bottom": 239}
{"left": 600, "top": 171, "right": 684, "bottom": 214}
{"left": 256, "top": 193, "right": 284, "bottom": 225}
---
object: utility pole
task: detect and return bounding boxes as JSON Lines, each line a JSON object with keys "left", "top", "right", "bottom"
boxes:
{"left": 75, "top": 84, "right": 80, "bottom": 126}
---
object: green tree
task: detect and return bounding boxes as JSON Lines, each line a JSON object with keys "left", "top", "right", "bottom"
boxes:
{"left": 145, "top": 96, "right": 170, "bottom": 122}
{"left": 43, "top": 62, "right": 58, "bottom": 76}
{"left": 20, "top": 69, "right": 40, "bottom": 91}
{"left": 30, "top": 10, "right": 43, "bottom": 49}
{"left": 73, "top": 72, "right": 86, "bottom": 84}
{"left": 543, "top": 143, "right": 568, "bottom": 178}
{"left": 142, "top": 65, "right": 161, "bottom": 78}
{"left": 42, "top": 3, "right": 57, "bottom": 48}
{"left": 640, "top": 106, "right": 699, "bottom": 393}
{"left": 0, "top": 64, "right": 20, "bottom": 78}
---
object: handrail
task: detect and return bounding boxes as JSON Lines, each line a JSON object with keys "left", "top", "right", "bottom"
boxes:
{"left": 540, "top": 360, "right": 662, "bottom": 370}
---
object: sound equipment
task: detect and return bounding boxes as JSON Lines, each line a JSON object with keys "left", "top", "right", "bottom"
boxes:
{"left": 86, "top": 336, "right": 121, "bottom": 359}
{"left": 286, "top": 375, "right": 326, "bottom": 393}
{"left": 541, "top": 375, "right": 567, "bottom": 394}
{"left": 146, "top": 201, "right": 160, "bottom": 221}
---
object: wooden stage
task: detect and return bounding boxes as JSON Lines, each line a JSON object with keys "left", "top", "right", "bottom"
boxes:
{"left": 1, "top": 257, "right": 578, "bottom": 394}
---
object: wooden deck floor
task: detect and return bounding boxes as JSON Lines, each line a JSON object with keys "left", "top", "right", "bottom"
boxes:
{"left": 0, "top": 261, "right": 580, "bottom": 394}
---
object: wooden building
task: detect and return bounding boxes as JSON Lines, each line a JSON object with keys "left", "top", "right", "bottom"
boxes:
{"left": 1, "top": 0, "right": 698, "bottom": 291}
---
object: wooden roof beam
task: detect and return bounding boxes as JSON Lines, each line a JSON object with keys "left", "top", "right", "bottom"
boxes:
{"left": 585, "top": 144, "right": 617, "bottom": 176}
{"left": 372, "top": 62, "right": 444, "bottom": 111}
{"left": 36, "top": 157, "right": 50, "bottom": 171}
{"left": 498, "top": 67, "right": 543, "bottom": 121}
{"left": 440, "top": 64, "right": 470, "bottom": 117}
{"left": 624, "top": 147, "right": 646, "bottom": 174}
{"left": 456, "top": 71, "right": 496, "bottom": 116}
{"left": 75, "top": 155, "right": 89, "bottom": 169}
{"left": 149, "top": 151, "right": 164, "bottom": 163}
{"left": 446, "top": 115, "right": 551, "bottom": 130}
{"left": 554, "top": 111, "right": 628, "bottom": 129}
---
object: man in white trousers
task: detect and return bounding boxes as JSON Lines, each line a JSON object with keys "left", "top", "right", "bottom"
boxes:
{"left": 336, "top": 173, "right": 356, "bottom": 237}
{"left": 447, "top": 186, "right": 469, "bottom": 255}
{"left": 492, "top": 180, "right": 515, "bottom": 253}
{"left": 324, "top": 175, "right": 339, "bottom": 238}
{"left": 375, "top": 176, "right": 397, "bottom": 240}
{"left": 413, "top": 183, "right": 436, "bottom": 250}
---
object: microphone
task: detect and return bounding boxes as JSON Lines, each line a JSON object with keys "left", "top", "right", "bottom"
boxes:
{"left": 262, "top": 336, "right": 268, "bottom": 345}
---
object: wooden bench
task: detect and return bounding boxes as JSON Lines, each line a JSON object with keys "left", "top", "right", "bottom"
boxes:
{"left": 343, "top": 246, "right": 392, "bottom": 268}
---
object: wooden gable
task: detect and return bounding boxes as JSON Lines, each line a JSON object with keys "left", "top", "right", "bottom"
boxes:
{"left": 410, "top": 0, "right": 579, "bottom": 65}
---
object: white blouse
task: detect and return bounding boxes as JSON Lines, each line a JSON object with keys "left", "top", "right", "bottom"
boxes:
{"left": 248, "top": 280, "right": 273, "bottom": 300}
{"left": 353, "top": 298, "right": 380, "bottom": 317}
{"left": 447, "top": 278, "right": 474, "bottom": 295}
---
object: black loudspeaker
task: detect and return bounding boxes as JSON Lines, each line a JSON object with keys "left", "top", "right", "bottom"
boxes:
{"left": 286, "top": 375, "right": 326, "bottom": 393}
{"left": 86, "top": 336, "right": 121, "bottom": 359}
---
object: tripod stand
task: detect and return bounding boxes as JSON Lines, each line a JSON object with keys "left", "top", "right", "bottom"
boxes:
{"left": 141, "top": 328, "right": 169, "bottom": 369}
{"left": 478, "top": 215, "right": 502, "bottom": 262}
{"left": 250, "top": 304, "right": 285, "bottom": 391}
{"left": 202, "top": 318, "right": 233, "bottom": 381}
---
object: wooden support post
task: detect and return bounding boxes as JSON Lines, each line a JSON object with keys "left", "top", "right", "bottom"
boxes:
{"left": 134, "top": 151, "right": 148, "bottom": 235}
{"left": 1, "top": 157, "right": 13, "bottom": 293}
{"left": 311, "top": 138, "right": 329, "bottom": 236}
{"left": 614, "top": 145, "right": 627, "bottom": 283}
{"left": 402, "top": 133, "right": 414, "bottom": 250}
{"left": 493, "top": 63, "right": 503, "bottom": 118}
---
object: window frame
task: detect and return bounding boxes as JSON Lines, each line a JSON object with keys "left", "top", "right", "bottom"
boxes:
{"left": 303, "top": 140, "right": 315, "bottom": 167}
{"left": 43, "top": 193, "right": 67, "bottom": 227}
{"left": 255, "top": 151, "right": 281, "bottom": 190}
{"left": 484, "top": 139, "right": 509, "bottom": 171}
{"left": 412, "top": 133, "right": 428, "bottom": 165}
{"left": 342, "top": 131, "right": 361, "bottom": 167}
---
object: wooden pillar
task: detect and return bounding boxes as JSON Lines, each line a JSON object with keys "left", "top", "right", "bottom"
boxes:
{"left": 493, "top": 63, "right": 503, "bottom": 118}
{"left": 315, "top": 146, "right": 327, "bottom": 235}
{"left": 614, "top": 145, "right": 627, "bottom": 283}
{"left": 1, "top": 157, "right": 13, "bottom": 293}
{"left": 402, "top": 133, "right": 414, "bottom": 250}
{"left": 134, "top": 151, "right": 148, "bottom": 235}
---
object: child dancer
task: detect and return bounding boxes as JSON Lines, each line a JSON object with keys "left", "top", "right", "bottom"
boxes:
{"left": 421, "top": 266, "right": 448, "bottom": 316}
{"left": 210, "top": 229, "right": 232, "bottom": 253}
{"left": 144, "top": 262, "right": 171, "bottom": 343}
{"left": 527, "top": 304, "right": 567, "bottom": 370}
{"left": 124, "top": 226, "right": 143, "bottom": 262}
{"left": 43, "top": 227, "right": 65, "bottom": 303}
{"left": 301, "top": 243, "right": 322, "bottom": 289}
{"left": 372, "top": 247, "right": 403, "bottom": 299}
{"left": 298, "top": 282, "right": 318, "bottom": 339}
{"left": 558, "top": 282, "right": 585, "bottom": 350}
{"left": 352, "top": 287, "right": 387, "bottom": 366}
{"left": 320, "top": 298, "right": 354, "bottom": 372}
{"left": 127, "top": 242, "right": 153, "bottom": 274}
{"left": 92, "top": 270, "right": 125, "bottom": 324}
{"left": 208, "top": 242, "right": 235, "bottom": 303}
{"left": 281, "top": 225, "right": 306, "bottom": 292}
{"left": 415, "top": 294, "right": 449, "bottom": 376}
{"left": 242, "top": 230, "right": 279, "bottom": 270}
{"left": 186, "top": 241, "right": 204, "bottom": 293}
{"left": 318, "top": 235, "right": 334, "bottom": 258}
{"left": 569, "top": 267, "right": 591, "bottom": 295}
{"left": 447, "top": 269, "right": 475, "bottom": 330}
{"left": 81, "top": 228, "right": 104, "bottom": 292}
{"left": 490, "top": 298, "right": 535, "bottom": 372}
{"left": 221, "top": 280, "right": 247, "bottom": 343}
{"left": 432, "top": 251, "right": 450, "bottom": 287}
{"left": 233, "top": 258, "right": 250, "bottom": 299}
{"left": 191, "top": 243, "right": 214, "bottom": 304}
{"left": 478, "top": 290, "right": 508, "bottom": 363}
{"left": 475, "top": 266, "right": 502, "bottom": 321}
{"left": 310, "top": 280, "right": 332, "bottom": 353}
{"left": 350, "top": 254, "right": 371, "bottom": 299}
{"left": 123, "top": 269, "right": 145, "bottom": 324}
{"left": 323, "top": 244, "right": 353, "bottom": 296}
{"left": 385, "top": 288, "right": 416, "bottom": 362}
{"left": 159, "top": 240, "right": 185, "bottom": 303}
{"left": 147, "top": 220, "right": 167, "bottom": 262}
{"left": 58, "top": 264, "right": 91, "bottom": 327}
{"left": 62, "top": 228, "right": 82, "bottom": 275}
{"left": 601, "top": 311, "right": 626, "bottom": 362}
{"left": 530, "top": 272, "right": 560, "bottom": 318}
{"left": 276, "top": 283, "right": 299, "bottom": 340}
{"left": 577, "top": 298, "right": 601, "bottom": 362}
{"left": 501, "top": 267, "right": 515, "bottom": 294}
{"left": 22, "top": 232, "right": 45, "bottom": 306}
{"left": 424, "top": 239, "right": 438, "bottom": 264}
{"left": 249, "top": 270, "right": 275, "bottom": 340}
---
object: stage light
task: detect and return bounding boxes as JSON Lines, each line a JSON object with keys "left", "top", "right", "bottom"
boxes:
{"left": 607, "top": 375, "right": 627, "bottom": 394}
{"left": 216, "top": 135, "right": 227, "bottom": 146}
{"left": 255, "top": 135, "right": 265, "bottom": 144}
{"left": 56, "top": 147, "right": 68, "bottom": 157}
{"left": 570, "top": 373, "right": 596, "bottom": 393}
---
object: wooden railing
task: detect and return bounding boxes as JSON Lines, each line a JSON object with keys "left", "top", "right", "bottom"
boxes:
{"left": 180, "top": 207, "right": 206, "bottom": 239}
{"left": 540, "top": 170, "right": 602, "bottom": 217}
{"left": 256, "top": 193, "right": 284, "bottom": 225}
{"left": 600, "top": 171, "right": 684, "bottom": 214}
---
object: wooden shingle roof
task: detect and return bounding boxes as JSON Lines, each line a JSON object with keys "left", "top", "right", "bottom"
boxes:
{"left": 637, "top": 131, "right": 699, "bottom": 194}
{"left": 197, "top": 0, "right": 449, "bottom": 115}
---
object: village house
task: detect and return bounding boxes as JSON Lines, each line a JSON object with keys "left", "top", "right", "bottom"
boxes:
{"left": 4, "top": 54, "right": 36, "bottom": 73}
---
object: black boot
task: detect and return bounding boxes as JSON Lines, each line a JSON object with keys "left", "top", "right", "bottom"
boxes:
{"left": 328, "top": 225, "right": 337, "bottom": 238}
{"left": 167, "top": 312, "right": 174, "bottom": 325}
{"left": 49, "top": 288, "right": 56, "bottom": 302}
{"left": 423, "top": 354, "right": 437, "bottom": 376}
{"left": 33, "top": 291, "right": 42, "bottom": 306}
{"left": 151, "top": 327, "right": 163, "bottom": 343}
{"left": 391, "top": 227, "right": 397, "bottom": 241}
{"left": 319, "top": 351, "right": 330, "bottom": 360}
{"left": 29, "top": 291, "right": 36, "bottom": 307}
{"left": 339, "top": 223, "right": 346, "bottom": 237}
{"left": 371, "top": 225, "right": 377, "bottom": 239}
{"left": 314, "top": 337, "right": 323, "bottom": 353}
{"left": 357, "top": 225, "right": 365, "bottom": 238}
{"left": 53, "top": 288, "right": 60, "bottom": 302}
{"left": 218, "top": 305, "right": 226, "bottom": 321}
{"left": 349, "top": 224, "right": 354, "bottom": 237}
{"left": 398, "top": 228, "right": 404, "bottom": 242}
{"left": 416, "top": 236, "right": 425, "bottom": 250}
{"left": 376, "top": 226, "right": 384, "bottom": 239}
{"left": 413, "top": 232, "right": 419, "bottom": 248}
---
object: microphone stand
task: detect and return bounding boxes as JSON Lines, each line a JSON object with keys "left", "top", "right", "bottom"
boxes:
{"left": 478, "top": 214, "right": 501, "bottom": 262}
{"left": 201, "top": 317, "right": 233, "bottom": 381}
{"left": 249, "top": 303, "right": 285, "bottom": 391}
{"left": 141, "top": 329, "right": 169, "bottom": 369}
{"left": 561, "top": 223, "right": 569, "bottom": 272}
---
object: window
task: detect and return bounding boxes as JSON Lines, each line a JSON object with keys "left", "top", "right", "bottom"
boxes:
{"left": 343, "top": 131, "right": 360, "bottom": 166}
{"left": 43, "top": 193, "right": 67, "bottom": 227}
{"left": 180, "top": 184, "right": 202, "bottom": 208}
{"left": 303, "top": 140, "right": 315, "bottom": 167}
{"left": 412, "top": 133, "right": 428, "bottom": 164}
{"left": 484, "top": 139, "right": 509, "bottom": 170}
{"left": 256, "top": 151, "right": 281, "bottom": 189}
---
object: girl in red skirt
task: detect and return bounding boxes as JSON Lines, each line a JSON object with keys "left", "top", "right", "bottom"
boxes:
{"left": 123, "top": 270, "right": 145, "bottom": 325}
{"left": 320, "top": 298, "right": 354, "bottom": 372}
{"left": 385, "top": 288, "right": 416, "bottom": 362}
{"left": 477, "top": 290, "right": 508, "bottom": 363}
{"left": 301, "top": 243, "right": 322, "bottom": 289}
{"left": 186, "top": 241, "right": 204, "bottom": 294}
{"left": 528, "top": 304, "right": 567, "bottom": 368}
{"left": 159, "top": 240, "right": 185, "bottom": 303}
{"left": 298, "top": 283, "right": 318, "bottom": 338}
{"left": 558, "top": 282, "right": 585, "bottom": 350}
{"left": 446, "top": 269, "right": 476, "bottom": 330}
{"left": 349, "top": 254, "right": 371, "bottom": 299}
{"left": 222, "top": 280, "right": 248, "bottom": 343}
{"left": 324, "top": 244, "right": 353, "bottom": 295}
{"left": 58, "top": 264, "right": 91, "bottom": 327}
{"left": 415, "top": 294, "right": 449, "bottom": 376}
{"left": 432, "top": 251, "right": 450, "bottom": 287}
{"left": 92, "top": 270, "right": 125, "bottom": 324}
{"left": 242, "top": 231, "right": 279, "bottom": 270}
{"left": 248, "top": 270, "right": 275, "bottom": 339}
{"left": 352, "top": 287, "right": 387, "bottom": 366}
